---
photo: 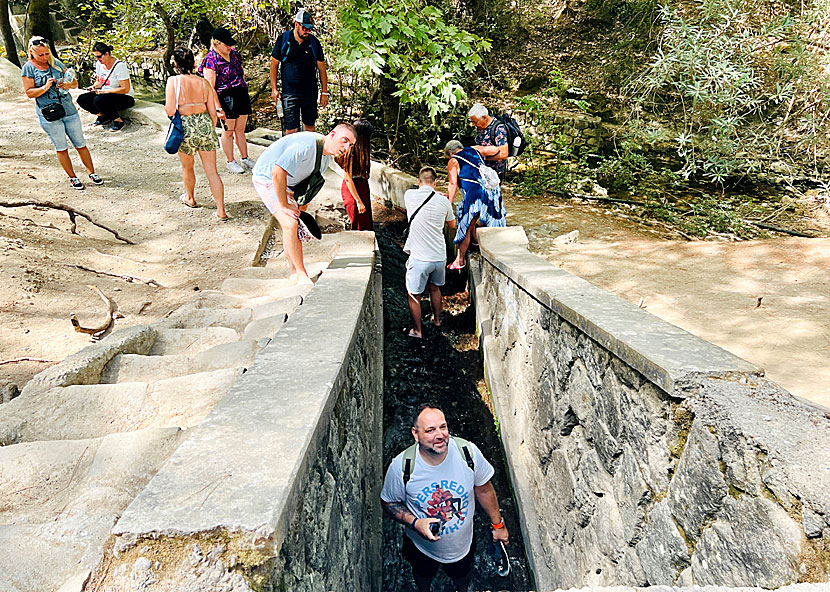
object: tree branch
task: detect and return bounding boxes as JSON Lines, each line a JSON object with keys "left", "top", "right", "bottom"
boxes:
{"left": 0, "top": 201, "right": 135, "bottom": 244}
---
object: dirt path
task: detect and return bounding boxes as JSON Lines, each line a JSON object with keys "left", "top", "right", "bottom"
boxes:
{"left": 0, "top": 84, "right": 275, "bottom": 393}
{"left": 506, "top": 195, "right": 830, "bottom": 409}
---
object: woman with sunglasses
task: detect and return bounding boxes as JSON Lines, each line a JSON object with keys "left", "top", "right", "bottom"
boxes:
{"left": 21, "top": 36, "right": 103, "bottom": 190}
{"left": 199, "top": 27, "right": 254, "bottom": 174}
{"left": 76, "top": 42, "right": 135, "bottom": 132}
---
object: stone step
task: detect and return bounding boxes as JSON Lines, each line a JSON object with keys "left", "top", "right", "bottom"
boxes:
{"left": 153, "top": 307, "right": 252, "bottom": 333}
{"left": 0, "top": 427, "right": 183, "bottom": 592}
{"left": 251, "top": 294, "right": 303, "bottom": 321}
{"left": 220, "top": 276, "right": 296, "bottom": 299}
{"left": 242, "top": 313, "right": 288, "bottom": 342}
{"left": 231, "top": 266, "right": 294, "bottom": 280}
{"left": 180, "top": 290, "right": 243, "bottom": 311}
{"left": 100, "top": 340, "right": 259, "bottom": 384}
{"left": 235, "top": 284, "right": 313, "bottom": 311}
{"left": 149, "top": 327, "right": 240, "bottom": 356}
{"left": 0, "top": 369, "right": 238, "bottom": 443}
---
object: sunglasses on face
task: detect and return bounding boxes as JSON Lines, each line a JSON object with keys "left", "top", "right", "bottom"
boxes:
{"left": 93, "top": 54, "right": 104, "bottom": 60}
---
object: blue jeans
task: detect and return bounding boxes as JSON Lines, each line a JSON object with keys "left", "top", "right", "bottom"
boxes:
{"left": 38, "top": 111, "right": 86, "bottom": 151}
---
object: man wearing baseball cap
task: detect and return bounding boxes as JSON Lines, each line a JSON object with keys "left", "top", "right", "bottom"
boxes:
{"left": 270, "top": 9, "right": 328, "bottom": 134}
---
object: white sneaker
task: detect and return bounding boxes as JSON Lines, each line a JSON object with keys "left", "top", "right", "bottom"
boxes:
{"left": 226, "top": 160, "right": 246, "bottom": 174}
{"left": 240, "top": 157, "right": 256, "bottom": 170}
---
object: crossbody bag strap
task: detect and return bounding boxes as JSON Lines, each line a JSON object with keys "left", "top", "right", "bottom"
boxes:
{"left": 101, "top": 59, "right": 120, "bottom": 87}
{"left": 407, "top": 190, "right": 436, "bottom": 226}
{"left": 314, "top": 134, "right": 324, "bottom": 172}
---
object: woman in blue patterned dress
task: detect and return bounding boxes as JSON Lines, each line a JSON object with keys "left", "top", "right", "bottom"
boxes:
{"left": 444, "top": 140, "right": 506, "bottom": 270}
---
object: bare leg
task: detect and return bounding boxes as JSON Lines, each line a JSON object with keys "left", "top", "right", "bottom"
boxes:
{"left": 274, "top": 209, "right": 308, "bottom": 280}
{"left": 221, "top": 119, "right": 236, "bottom": 163}
{"left": 427, "top": 284, "right": 443, "bottom": 326}
{"left": 235, "top": 114, "right": 249, "bottom": 159}
{"left": 76, "top": 146, "right": 95, "bottom": 174}
{"left": 178, "top": 152, "right": 196, "bottom": 203}
{"left": 450, "top": 215, "right": 479, "bottom": 268}
{"left": 303, "top": 124, "right": 315, "bottom": 132}
{"left": 198, "top": 149, "right": 226, "bottom": 218}
{"left": 407, "top": 292, "right": 423, "bottom": 338}
{"left": 55, "top": 149, "right": 77, "bottom": 178}
{"left": 285, "top": 128, "right": 299, "bottom": 135}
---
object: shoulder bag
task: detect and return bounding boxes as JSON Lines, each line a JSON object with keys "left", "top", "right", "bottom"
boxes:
{"left": 402, "top": 190, "right": 436, "bottom": 241}
{"left": 292, "top": 134, "right": 327, "bottom": 206}
{"left": 40, "top": 66, "right": 66, "bottom": 122}
{"left": 164, "top": 76, "right": 185, "bottom": 155}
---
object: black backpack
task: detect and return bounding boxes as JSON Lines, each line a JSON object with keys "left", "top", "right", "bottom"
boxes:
{"left": 492, "top": 113, "right": 527, "bottom": 157}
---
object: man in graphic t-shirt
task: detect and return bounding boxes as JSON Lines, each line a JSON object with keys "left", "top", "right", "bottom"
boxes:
{"left": 381, "top": 404, "right": 509, "bottom": 592}
{"left": 269, "top": 9, "right": 328, "bottom": 134}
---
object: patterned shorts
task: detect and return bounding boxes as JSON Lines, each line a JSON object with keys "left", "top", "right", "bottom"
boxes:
{"left": 179, "top": 111, "right": 219, "bottom": 155}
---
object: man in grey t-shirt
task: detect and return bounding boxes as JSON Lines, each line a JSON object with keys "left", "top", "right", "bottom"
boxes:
{"left": 402, "top": 167, "right": 456, "bottom": 338}
{"left": 381, "top": 404, "right": 509, "bottom": 592}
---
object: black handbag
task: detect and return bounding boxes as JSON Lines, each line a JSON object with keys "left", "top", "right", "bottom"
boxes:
{"left": 40, "top": 66, "right": 66, "bottom": 122}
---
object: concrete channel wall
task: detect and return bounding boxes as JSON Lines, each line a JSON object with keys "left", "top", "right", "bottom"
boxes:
{"left": 84, "top": 243, "right": 384, "bottom": 591}
{"left": 470, "top": 226, "right": 830, "bottom": 591}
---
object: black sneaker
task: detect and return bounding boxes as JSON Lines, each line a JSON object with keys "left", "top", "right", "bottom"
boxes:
{"left": 89, "top": 173, "right": 103, "bottom": 185}
{"left": 490, "top": 539, "right": 510, "bottom": 577}
{"left": 69, "top": 177, "right": 85, "bottom": 190}
{"left": 92, "top": 117, "right": 109, "bottom": 126}
{"left": 110, "top": 120, "right": 125, "bottom": 132}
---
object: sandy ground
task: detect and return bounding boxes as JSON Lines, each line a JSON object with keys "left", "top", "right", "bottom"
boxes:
{"left": 506, "top": 197, "right": 830, "bottom": 409}
{"left": 0, "top": 83, "right": 280, "bottom": 393}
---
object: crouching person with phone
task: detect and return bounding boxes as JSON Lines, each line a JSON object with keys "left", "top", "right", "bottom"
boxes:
{"left": 21, "top": 36, "right": 103, "bottom": 190}
{"left": 381, "top": 404, "right": 509, "bottom": 592}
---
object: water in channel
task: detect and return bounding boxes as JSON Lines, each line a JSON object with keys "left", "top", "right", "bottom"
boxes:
{"left": 376, "top": 214, "right": 534, "bottom": 592}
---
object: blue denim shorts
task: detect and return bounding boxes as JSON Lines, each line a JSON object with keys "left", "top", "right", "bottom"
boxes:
{"left": 38, "top": 111, "right": 86, "bottom": 151}
{"left": 282, "top": 94, "right": 317, "bottom": 130}
{"left": 405, "top": 257, "right": 446, "bottom": 294}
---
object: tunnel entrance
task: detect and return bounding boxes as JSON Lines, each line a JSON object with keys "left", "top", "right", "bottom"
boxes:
{"left": 375, "top": 212, "right": 534, "bottom": 592}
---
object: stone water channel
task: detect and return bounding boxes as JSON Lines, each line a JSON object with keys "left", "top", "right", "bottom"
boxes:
{"left": 375, "top": 215, "right": 534, "bottom": 592}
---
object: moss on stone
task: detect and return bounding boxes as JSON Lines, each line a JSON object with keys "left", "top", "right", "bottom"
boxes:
{"left": 87, "top": 530, "right": 276, "bottom": 591}
{"left": 797, "top": 536, "right": 830, "bottom": 583}
{"left": 669, "top": 405, "right": 694, "bottom": 460}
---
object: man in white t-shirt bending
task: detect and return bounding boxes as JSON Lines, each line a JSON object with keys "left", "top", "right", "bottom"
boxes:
{"left": 381, "top": 404, "right": 509, "bottom": 592}
{"left": 252, "top": 124, "right": 355, "bottom": 284}
{"left": 403, "top": 167, "right": 456, "bottom": 338}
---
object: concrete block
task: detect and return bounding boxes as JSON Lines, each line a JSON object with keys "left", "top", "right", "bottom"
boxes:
{"left": 149, "top": 327, "right": 240, "bottom": 355}
{"left": 20, "top": 325, "right": 157, "bottom": 398}
{"left": 237, "top": 285, "right": 312, "bottom": 310}
{"left": 182, "top": 290, "right": 244, "bottom": 310}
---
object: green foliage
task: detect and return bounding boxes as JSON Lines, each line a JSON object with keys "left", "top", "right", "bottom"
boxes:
{"left": 338, "top": 0, "right": 491, "bottom": 118}
{"left": 624, "top": 0, "right": 830, "bottom": 183}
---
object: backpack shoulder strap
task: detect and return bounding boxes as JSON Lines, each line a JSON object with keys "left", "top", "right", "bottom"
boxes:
{"left": 401, "top": 443, "right": 418, "bottom": 487}
{"left": 453, "top": 437, "right": 476, "bottom": 472}
{"left": 281, "top": 30, "right": 292, "bottom": 62}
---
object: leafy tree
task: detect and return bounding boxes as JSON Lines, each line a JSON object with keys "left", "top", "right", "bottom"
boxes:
{"left": 338, "top": 0, "right": 490, "bottom": 153}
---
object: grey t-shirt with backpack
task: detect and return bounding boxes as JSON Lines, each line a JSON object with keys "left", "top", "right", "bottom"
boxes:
{"left": 381, "top": 437, "right": 495, "bottom": 563}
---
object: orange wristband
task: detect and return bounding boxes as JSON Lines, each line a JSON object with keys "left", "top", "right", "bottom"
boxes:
{"left": 491, "top": 520, "right": 504, "bottom": 529}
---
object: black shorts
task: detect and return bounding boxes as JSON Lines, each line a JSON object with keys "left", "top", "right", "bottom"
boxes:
{"left": 218, "top": 86, "right": 252, "bottom": 119}
{"left": 402, "top": 535, "right": 475, "bottom": 592}
{"left": 283, "top": 93, "right": 318, "bottom": 130}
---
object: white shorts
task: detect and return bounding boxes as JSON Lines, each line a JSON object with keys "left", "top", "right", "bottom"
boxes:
{"left": 253, "top": 178, "right": 296, "bottom": 216}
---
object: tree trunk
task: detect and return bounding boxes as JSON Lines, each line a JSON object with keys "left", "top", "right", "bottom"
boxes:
{"left": 153, "top": 3, "right": 174, "bottom": 76}
{"left": 0, "top": 0, "right": 20, "bottom": 67}
{"left": 27, "top": 0, "right": 55, "bottom": 54}
{"left": 379, "top": 73, "right": 402, "bottom": 158}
